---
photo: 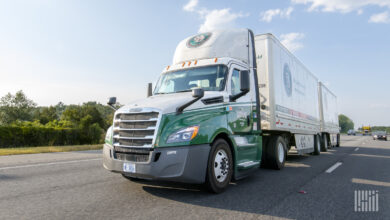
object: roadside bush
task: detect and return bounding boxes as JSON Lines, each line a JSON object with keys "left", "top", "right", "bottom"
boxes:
{"left": 0, "top": 125, "right": 103, "bottom": 148}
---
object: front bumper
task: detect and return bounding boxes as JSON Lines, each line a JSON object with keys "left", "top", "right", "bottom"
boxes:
{"left": 103, "top": 144, "right": 210, "bottom": 184}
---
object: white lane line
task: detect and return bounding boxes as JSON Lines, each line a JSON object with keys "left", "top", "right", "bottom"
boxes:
{"left": 0, "top": 158, "right": 101, "bottom": 170}
{"left": 325, "top": 162, "right": 343, "bottom": 173}
{"left": 354, "top": 147, "right": 359, "bottom": 151}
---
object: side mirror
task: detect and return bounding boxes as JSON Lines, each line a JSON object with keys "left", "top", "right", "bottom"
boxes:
{"left": 147, "top": 83, "right": 153, "bottom": 97}
{"left": 107, "top": 97, "right": 117, "bottom": 110}
{"left": 240, "top": 70, "right": 250, "bottom": 92}
{"left": 192, "top": 88, "right": 204, "bottom": 98}
{"left": 176, "top": 88, "right": 204, "bottom": 114}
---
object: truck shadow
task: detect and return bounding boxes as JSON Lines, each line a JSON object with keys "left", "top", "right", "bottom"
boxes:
{"left": 136, "top": 144, "right": 386, "bottom": 217}
{"left": 136, "top": 157, "right": 314, "bottom": 217}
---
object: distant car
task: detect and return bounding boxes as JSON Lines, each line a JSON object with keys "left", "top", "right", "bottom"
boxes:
{"left": 372, "top": 131, "right": 387, "bottom": 141}
{"left": 347, "top": 129, "right": 356, "bottom": 136}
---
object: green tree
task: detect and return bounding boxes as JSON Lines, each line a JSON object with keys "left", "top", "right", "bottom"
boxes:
{"left": 54, "top": 102, "right": 66, "bottom": 118}
{"left": 339, "top": 114, "right": 354, "bottom": 133}
{"left": 33, "top": 106, "right": 58, "bottom": 124}
{"left": 61, "top": 104, "right": 105, "bottom": 129}
{"left": 83, "top": 101, "right": 115, "bottom": 129}
{"left": 0, "top": 90, "right": 36, "bottom": 124}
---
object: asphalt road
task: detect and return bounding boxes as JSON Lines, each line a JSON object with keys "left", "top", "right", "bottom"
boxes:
{"left": 0, "top": 135, "right": 389, "bottom": 220}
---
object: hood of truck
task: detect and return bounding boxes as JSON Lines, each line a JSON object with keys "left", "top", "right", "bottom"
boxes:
{"left": 117, "top": 92, "right": 226, "bottom": 115}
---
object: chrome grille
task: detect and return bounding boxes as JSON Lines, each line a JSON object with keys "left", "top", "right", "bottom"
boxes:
{"left": 116, "top": 112, "right": 159, "bottom": 121}
{"left": 117, "top": 138, "right": 153, "bottom": 146}
{"left": 113, "top": 111, "right": 159, "bottom": 149}
{"left": 114, "top": 146, "right": 151, "bottom": 163}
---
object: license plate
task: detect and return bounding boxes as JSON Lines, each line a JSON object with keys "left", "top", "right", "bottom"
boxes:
{"left": 123, "top": 162, "right": 135, "bottom": 173}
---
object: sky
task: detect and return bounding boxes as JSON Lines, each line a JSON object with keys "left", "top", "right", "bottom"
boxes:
{"left": 1, "top": 0, "right": 390, "bottom": 128}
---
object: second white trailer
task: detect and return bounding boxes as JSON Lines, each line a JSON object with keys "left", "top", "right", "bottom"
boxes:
{"left": 318, "top": 82, "right": 340, "bottom": 149}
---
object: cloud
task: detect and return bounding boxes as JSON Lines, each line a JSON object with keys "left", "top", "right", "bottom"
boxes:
{"left": 199, "top": 9, "right": 246, "bottom": 32}
{"left": 369, "top": 11, "right": 390, "bottom": 23}
{"left": 280, "top": 33, "right": 305, "bottom": 52}
{"left": 183, "top": 0, "right": 198, "bottom": 12}
{"left": 260, "top": 7, "right": 294, "bottom": 22}
{"left": 183, "top": 0, "right": 247, "bottom": 32}
{"left": 291, "top": 0, "right": 390, "bottom": 13}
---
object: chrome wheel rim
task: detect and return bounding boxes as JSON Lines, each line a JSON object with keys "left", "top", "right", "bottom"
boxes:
{"left": 278, "top": 143, "right": 284, "bottom": 163}
{"left": 214, "top": 149, "right": 229, "bottom": 183}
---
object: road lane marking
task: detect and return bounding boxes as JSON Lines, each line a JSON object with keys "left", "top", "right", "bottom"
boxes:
{"left": 325, "top": 162, "right": 343, "bottom": 173}
{"left": 354, "top": 148, "right": 359, "bottom": 151}
{"left": 0, "top": 158, "right": 101, "bottom": 170}
{"left": 352, "top": 154, "right": 390, "bottom": 159}
{"left": 352, "top": 178, "right": 390, "bottom": 187}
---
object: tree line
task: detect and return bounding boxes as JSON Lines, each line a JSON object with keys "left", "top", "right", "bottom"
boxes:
{"left": 0, "top": 90, "right": 118, "bottom": 148}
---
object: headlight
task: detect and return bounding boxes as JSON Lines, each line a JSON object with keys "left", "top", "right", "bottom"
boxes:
{"left": 105, "top": 126, "right": 113, "bottom": 145}
{"left": 374, "top": 135, "right": 377, "bottom": 138}
{"left": 167, "top": 126, "right": 199, "bottom": 143}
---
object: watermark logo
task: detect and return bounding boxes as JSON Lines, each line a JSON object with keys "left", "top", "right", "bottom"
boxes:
{"left": 354, "top": 190, "right": 379, "bottom": 212}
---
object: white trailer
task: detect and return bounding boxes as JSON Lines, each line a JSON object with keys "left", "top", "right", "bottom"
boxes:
{"left": 318, "top": 82, "right": 340, "bottom": 149}
{"left": 254, "top": 33, "right": 322, "bottom": 156}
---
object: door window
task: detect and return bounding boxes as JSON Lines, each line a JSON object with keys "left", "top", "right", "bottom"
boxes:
{"left": 231, "top": 69, "right": 241, "bottom": 95}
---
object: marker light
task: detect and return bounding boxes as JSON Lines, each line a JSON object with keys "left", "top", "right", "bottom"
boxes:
{"left": 188, "top": 61, "right": 191, "bottom": 66}
{"left": 214, "top": 58, "right": 218, "bottom": 63}
{"left": 194, "top": 60, "right": 198, "bottom": 65}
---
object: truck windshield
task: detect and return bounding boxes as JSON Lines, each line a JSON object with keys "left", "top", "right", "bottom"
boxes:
{"left": 154, "top": 65, "right": 228, "bottom": 94}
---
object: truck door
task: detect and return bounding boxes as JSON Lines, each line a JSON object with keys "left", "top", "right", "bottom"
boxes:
{"left": 226, "top": 64, "right": 260, "bottom": 168}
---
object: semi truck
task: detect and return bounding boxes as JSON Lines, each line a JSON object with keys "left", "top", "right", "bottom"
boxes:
{"left": 103, "top": 29, "right": 340, "bottom": 193}
{"left": 362, "top": 126, "right": 371, "bottom": 136}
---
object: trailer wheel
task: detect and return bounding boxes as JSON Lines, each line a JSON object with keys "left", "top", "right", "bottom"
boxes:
{"left": 206, "top": 139, "right": 233, "bottom": 193}
{"left": 336, "top": 134, "right": 340, "bottom": 147}
{"left": 313, "top": 135, "right": 321, "bottom": 155}
{"left": 266, "top": 136, "right": 286, "bottom": 170}
{"left": 321, "top": 135, "right": 328, "bottom": 152}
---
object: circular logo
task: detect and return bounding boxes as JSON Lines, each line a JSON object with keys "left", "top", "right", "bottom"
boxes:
{"left": 187, "top": 32, "right": 212, "bottom": 48}
{"left": 283, "top": 63, "right": 292, "bottom": 97}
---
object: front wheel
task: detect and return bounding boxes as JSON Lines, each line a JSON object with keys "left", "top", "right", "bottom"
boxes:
{"left": 266, "top": 135, "right": 286, "bottom": 170}
{"left": 206, "top": 139, "right": 233, "bottom": 193}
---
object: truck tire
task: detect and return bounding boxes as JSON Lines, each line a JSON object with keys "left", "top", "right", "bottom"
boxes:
{"left": 206, "top": 139, "right": 233, "bottom": 193}
{"left": 321, "top": 135, "right": 328, "bottom": 152}
{"left": 336, "top": 134, "right": 340, "bottom": 147}
{"left": 266, "top": 136, "right": 286, "bottom": 170}
{"left": 313, "top": 135, "right": 321, "bottom": 155}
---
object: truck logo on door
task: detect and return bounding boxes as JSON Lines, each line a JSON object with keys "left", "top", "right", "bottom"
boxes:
{"left": 283, "top": 63, "right": 292, "bottom": 97}
{"left": 187, "top": 33, "right": 211, "bottom": 48}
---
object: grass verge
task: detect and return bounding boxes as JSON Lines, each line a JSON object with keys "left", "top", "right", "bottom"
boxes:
{"left": 0, "top": 144, "right": 102, "bottom": 156}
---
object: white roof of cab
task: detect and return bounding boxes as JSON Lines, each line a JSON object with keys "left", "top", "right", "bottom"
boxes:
{"left": 172, "top": 29, "right": 250, "bottom": 65}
